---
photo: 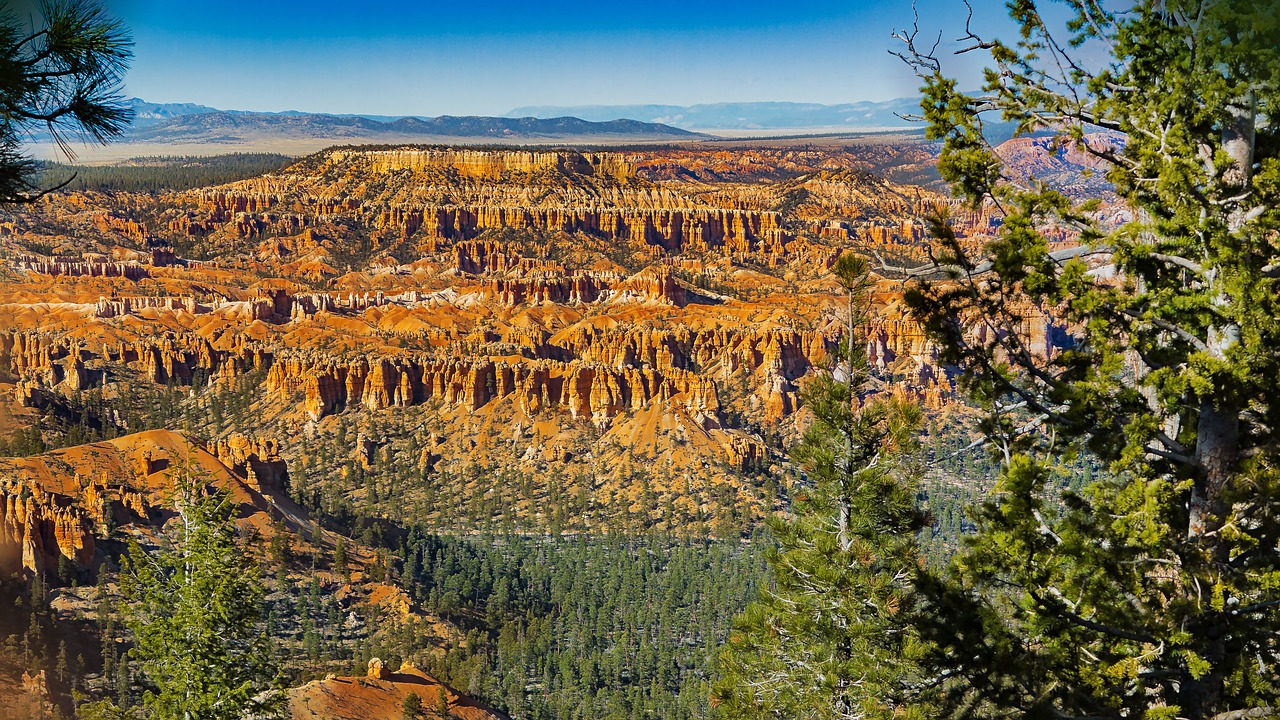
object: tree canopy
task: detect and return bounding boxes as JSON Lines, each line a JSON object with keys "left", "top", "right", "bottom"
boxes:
{"left": 883, "top": 1, "right": 1280, "bottom": 719}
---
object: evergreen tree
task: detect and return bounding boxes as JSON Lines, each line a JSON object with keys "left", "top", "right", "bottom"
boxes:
{"left": 435, "top": 686, "right": 451, "bottom": 719}
{"left": 91, "top": 467, "right": 284, "bottom": 719}
{"left": 712, "top": 254, "right": 930, "bottom": 720}
{"left": 890, "top": 1, "right": 1280, "bottom": 718}
{"left": 334, "top": 536, "right": 349, "bottom": 581}
{"left": 0, "top": 0, "right": 132, "bottom": 203}
{"left": 403, "top": 690, "right": 423, "bottom": 719}
{"left": 268, "top": 518, "right": 291, "bottom": 570}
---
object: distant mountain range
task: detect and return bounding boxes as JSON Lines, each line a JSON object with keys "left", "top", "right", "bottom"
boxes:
{"left": 128, "top": 98, "right": 223, "bottom": 127}
{"left": 31, "top": 99, "right": 705, "bottom": 146}
{"left": 502, "top": 99, "right": 927, "bottom": 131}
{"left": 125, "top": 111, "right": 704, "bottom": 143}
{"left": 120, "top": 98, "right": 930, "bottom": 142}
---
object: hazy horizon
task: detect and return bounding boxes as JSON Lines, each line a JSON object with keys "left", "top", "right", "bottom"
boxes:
{"left": 124, "top": 96, "right": 925, "bottom": 118}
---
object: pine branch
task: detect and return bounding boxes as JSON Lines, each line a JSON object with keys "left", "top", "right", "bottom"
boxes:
{"left": 1028, "top": 589, "right": 1157, "bottom": 643}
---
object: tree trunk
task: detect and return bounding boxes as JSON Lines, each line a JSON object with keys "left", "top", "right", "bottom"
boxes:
{"left": 1184, "top": 399, "right": 1237, "bottom": 720}
{"left": 1186, "top": 89, "right": 1254, "bottom": 544}
{"left": 1221, "top": 93, "right": 1256, "bottom": 192}
{"left": 1178, "top": 81, "right": 1256, "bottom": 720}
{"left": 1188, "top": 400, "right": 1237, "bottom": 543}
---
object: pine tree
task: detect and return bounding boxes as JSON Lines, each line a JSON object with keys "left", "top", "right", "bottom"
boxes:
{"left": 889, "top": 1, "right": 1280, "bottom": 718}
{"left": 96, "top": 467, "right": 285, "bottom": 719}
{"left": 712, "top": 254, "right": 930, "bottom": 720}
{"left": 0, "top": 0, "right": 132, "bottom": 203}
{"left": 435, "top": 686, "right": 451, "bottom": 719}
{"left": 403, "top": 690, "right": 423, "bottom": 719}
{"left": 268, "top": 517, "right": 291, "bottom": 571}
{"left": 334, "top": 536, "right": 349, "bottom": 581}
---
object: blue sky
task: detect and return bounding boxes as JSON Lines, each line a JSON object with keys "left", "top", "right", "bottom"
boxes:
{"left": 108, "top": 0, "right": 1016, "bottom": 116}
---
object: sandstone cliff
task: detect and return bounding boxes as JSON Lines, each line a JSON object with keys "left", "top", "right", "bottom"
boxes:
{"left": 0, "top": 140, "right": 1094, "bottom": 535}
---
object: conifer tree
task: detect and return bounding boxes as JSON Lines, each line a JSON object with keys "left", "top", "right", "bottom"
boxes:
{"left": 85, "top": 466, "right": 284, "bottom": 720}
{"left": 403, "top": 690, "right": 423, "bottom": 719}
{"left": 436, "top": 685, "right": 451, "bottom": 719}
{"left": 712, "top": 254, "right": 930, "bottom": 720}
{"left": 334, "top": 536, "right": 349, "bottom": 581}
{"left": 889, "top": 1, "right": 1280, "bottom": 718}
{"left": 0, "top": 0, "right": 132, "bottom": 203}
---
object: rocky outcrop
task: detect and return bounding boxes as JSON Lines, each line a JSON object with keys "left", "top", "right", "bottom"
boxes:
{"left": 3, "top": 307, "right": 882, "bottom": 430}
{"left": 0, "top": 332, "right": 93, "bottom": 390}
{"left": 2, "top": 281, "right": 1024, "bottom": 435}
{"left": 284, "top": 290, "right": 422, "bottom": 320}
{"left": 417, "top": 205, "right": 789, "bottom": 254}
{"left": 453, "top": 241, "right": 570, "bottom": 276}
{"left": 551, "top": 325, "right": 830, "bottom": 379}
{"left": 1, "top": 330, "right": 271, "bottom": 394}
{"left": 3, "top": 297, "right": 845, "bottom": 434}
{"left": 0, "top": 430, "right": 310, "bottom": 588}
{"left": 91, "top": 211, "right": 147, "bottom": 242}
{"left": 722, "top": 435, "right": 767, "bottom": 473}
{"left": 150, "top": 247, "right": 179, "bottom": 266}
{"left": 356, "top": 147, "right": 636, "bottom": 180}
{"left": 266, "top": 352, "right": 719, "bottom": 427}
{"left": 289, "top": 663, "right": 508, "bottom": 720}
{"left": 0, "top": 478, "right": 95, "bottom": 581}
{"left": 13, "top": 255, "right": 149, "bottom": 279}
{"left": 367, "top": 658, "right": 390, "bottom": 680}
{"left": 94, "top": 295, "right": 198, "bottom": 318}
{"left": 480, "top": 272, "right": 613, "bottom": 305}
{"left": 189, "top": 199, "right": 792, "bottom": 255}
{"left": 179, "top": 145, "right": 803, "bottom": 256}
{"left": 208, "top": 434, "right": 288, "bottom": 491}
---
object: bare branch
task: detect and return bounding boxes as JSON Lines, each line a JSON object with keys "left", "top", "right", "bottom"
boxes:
{"left": 1144, "top": 442, "right": 1195, "bottom": 466}
{"left": 1110, "top": 306, "right": 1210, "bottom": 354}
{"left": 1210, "top": 708, "right": 1276, "bottom": 720}
{"left": 1148, "top": 253, "right": 1207, "bottom": 276}
{"left": 871, "top": 244, "right": 1113, "bottom": 279}
{"left": 889, "top": 0, "right": 941, "bottom": 74}
{"left": 1232, "top": 599, "right": 1280, "bottom": 616}
{"left": 1153, "top": 431, "right": 1188, "bottom": 456}
{"left": 957, "top": 0, "right": 997, "bottom": 54}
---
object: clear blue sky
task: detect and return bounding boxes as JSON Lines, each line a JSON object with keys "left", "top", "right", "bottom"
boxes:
{"left": 108, "top": 0, "right": 1016, "bottom": 115}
